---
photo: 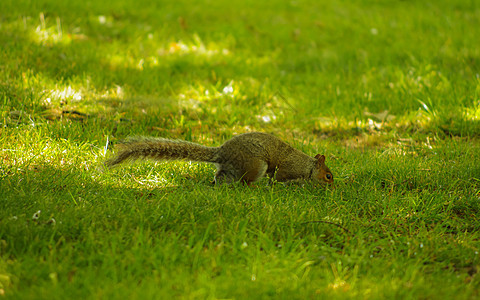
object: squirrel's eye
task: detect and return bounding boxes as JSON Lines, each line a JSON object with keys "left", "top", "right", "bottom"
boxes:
{"left": 325, "top": 174, "right": 332, "bottom": 180}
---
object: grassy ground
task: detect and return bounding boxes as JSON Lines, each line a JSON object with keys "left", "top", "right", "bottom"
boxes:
{"left": 1, "top": 0, "right": 480, "bottom": 298}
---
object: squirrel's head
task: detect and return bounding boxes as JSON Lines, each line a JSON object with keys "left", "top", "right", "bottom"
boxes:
{"left": 313, "top": 154, "right": 334, "bottom": 184}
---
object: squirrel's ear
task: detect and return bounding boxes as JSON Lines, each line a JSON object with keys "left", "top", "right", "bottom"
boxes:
{"left": 315, "top": 154, "right": 325, "bottom": 164}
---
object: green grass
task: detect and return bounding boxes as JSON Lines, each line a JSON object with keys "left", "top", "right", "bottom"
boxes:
{"left": 1, "top": 0, "right": 480, "bottom": 298}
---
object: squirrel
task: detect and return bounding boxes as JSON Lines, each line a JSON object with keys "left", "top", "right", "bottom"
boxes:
{"left": 105, "top": 132, "right": 334, "bottom": 185}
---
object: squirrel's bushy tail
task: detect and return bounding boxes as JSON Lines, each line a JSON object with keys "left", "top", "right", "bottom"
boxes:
{"left": 105, "top": 137, "right": 218, "bottom": 168}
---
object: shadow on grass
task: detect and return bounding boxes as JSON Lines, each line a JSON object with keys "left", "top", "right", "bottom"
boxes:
{"left": 0, "top": 163, "right": 216, "bottom": 254}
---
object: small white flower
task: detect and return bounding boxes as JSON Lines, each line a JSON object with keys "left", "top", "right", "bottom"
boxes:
{"left": 241, "top": 242, "right": 248, "bottom": 249}
{"left": 32, "top": 210, "right": 41, "bottom": 220}
{"left": 222, "top": 84, "right": 234, "bottom": 94}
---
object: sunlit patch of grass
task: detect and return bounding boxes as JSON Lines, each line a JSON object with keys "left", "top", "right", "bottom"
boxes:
{"left": 0, "top": 129, "right": 100, "bottom": 170}
{"left": 103, "top": 32, "right": 232, "bottom": 72}
{"left": 24, "top": 13, "right": 88, "bottom": 46}
{"left": 32, "top": 13, "right": 66, "bottom": 45}
{"left": 464, "top": 107, "right": 480, "bottom": 122}
{"left": 160, "top": 35, "right": 231, "bottom": 57}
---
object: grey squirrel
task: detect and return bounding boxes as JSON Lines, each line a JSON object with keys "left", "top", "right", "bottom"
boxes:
{"left": 106, "top": 132, "right": 333, "bottom": 185}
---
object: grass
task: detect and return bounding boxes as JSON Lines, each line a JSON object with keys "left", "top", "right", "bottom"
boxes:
{"left": 1, "top": 0, "right": 480, "bottom": 298}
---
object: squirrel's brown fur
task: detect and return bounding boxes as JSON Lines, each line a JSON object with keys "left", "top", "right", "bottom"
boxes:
{"left": 106, "top": 132, "right": 333, "bottom": 185}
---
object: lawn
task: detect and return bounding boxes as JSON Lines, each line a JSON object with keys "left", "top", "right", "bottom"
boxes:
{"left": 1, "top": 0, "right": 480, "bottom": 298}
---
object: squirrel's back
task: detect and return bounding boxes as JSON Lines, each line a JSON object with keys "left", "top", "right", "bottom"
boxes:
{"left": 215, "top": 132, "right": 295, "bottom": 163}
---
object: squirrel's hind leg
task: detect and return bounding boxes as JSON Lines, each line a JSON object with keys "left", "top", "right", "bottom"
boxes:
{"left": 240, "top": 160, "right": 268, "bottom": 185}
{"left": 214, "top": 160, "right": 268, "bottom": 185}
{"left": 214, "top": 167, "right": 237, "bottom": 185}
